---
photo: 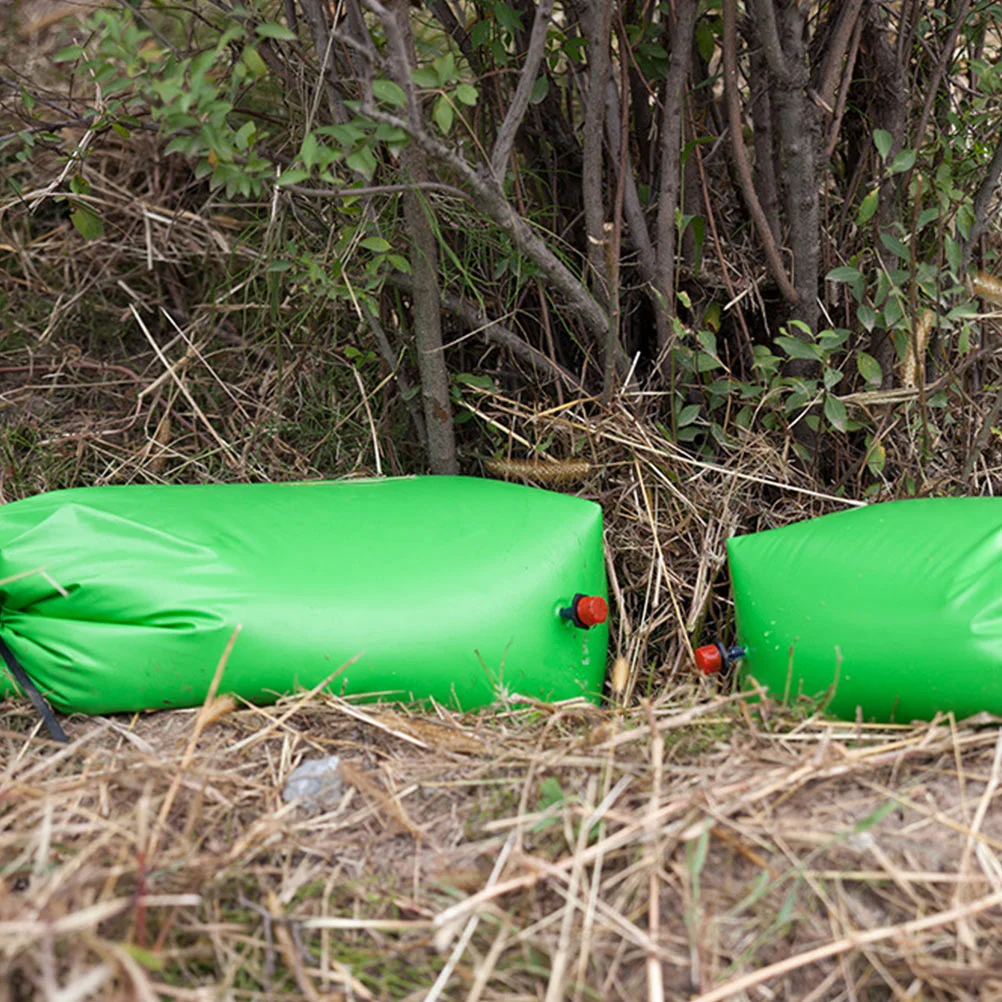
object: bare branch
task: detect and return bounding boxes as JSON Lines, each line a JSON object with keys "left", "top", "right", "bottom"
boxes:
{"left": 750, "top": 0, "right": 792, "bottom": 83}
{"left": 387, "top": 274, "right": 583, "bottom": 391}
{"left": 963, "top": 128, "right": 1002, "bottom": 273}
{"left": 364, "top": 312, "right": 427, "bottom": 446}
{"left": 816, "top": 0, "right": 865, "bottom": 111}
{"left": 902, "top": 0, "right": 973, "bottom": 198}
{"left": 721, "top": 0, "right": 797, "bottom": 303}
{"left": 581, "top": 0, "right": 613, "bottom": 307}
{"left": 824, "top": 7, "right": 865, "bottom": 159}
{"left": 376, "top": 0, "right": 457, "bottom": 473}
{"left": 490, "top": 0, "right": 555, "bottom": 179}
{"left": 749, "top": 52, "right": 781, "bottom": 243}
{"left": 364, "top": 0, "right": 422, "bottom": 125}
{"left": 772, "top": 2, "right": 820, "bottom": 329}
{"left": 299, "top": 0, "right": 350, "bottom": 124}
{"left": 287, "top": 181, "right": 472, "bottom": 200}
{"left": 361, "top": 0, "right": 610, "bottom": 360}
{"left": 604, "top": 77, "right": 656, "bottom": 285}
{"left": 654, "top": 0, "right": 699, "bottom": 358}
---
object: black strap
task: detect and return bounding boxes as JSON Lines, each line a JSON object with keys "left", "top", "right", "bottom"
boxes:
{"left": 0, "top": 634, "right": 69, "bottom": 743}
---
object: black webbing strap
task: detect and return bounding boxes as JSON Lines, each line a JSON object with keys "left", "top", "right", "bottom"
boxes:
{"left": 0, "top": 634, "right": 69, "bottom": 743}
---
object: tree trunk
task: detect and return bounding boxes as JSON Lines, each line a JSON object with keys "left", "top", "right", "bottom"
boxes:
{"left": 653, "top": 0, "right": 699, "bottom": 368}
{"left": 392, "top": 1, "right": 457, "bottom": 474}
{"left": 773, "top": 1, "right": 820, "bottom": 332}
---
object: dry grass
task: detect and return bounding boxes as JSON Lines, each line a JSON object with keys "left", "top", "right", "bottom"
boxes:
{"left": 5, "top": 680, "right": 1002, "bottom": 1001}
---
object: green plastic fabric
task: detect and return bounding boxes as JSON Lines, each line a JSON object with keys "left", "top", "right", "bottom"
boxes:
{"left": 729, "top": 498, "right": 1002, "bottom": 723}
{"left": 0, "top": 477, "right": 608, "bottom": 715}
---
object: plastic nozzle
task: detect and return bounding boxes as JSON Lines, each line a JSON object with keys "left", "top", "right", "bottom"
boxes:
{"left": 560, "top": 594, "right": 608, "bottom": 629}
{"left": 694, "top": 643, "right": 723, "bottom": 674}
{"left": 577, "top": 595, "right": 608, "bottom": 627}
{"left": 694, "top": 642, "right": 746, "bottom": 675}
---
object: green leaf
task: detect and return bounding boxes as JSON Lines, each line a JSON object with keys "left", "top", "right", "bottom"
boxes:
{"left": 695, "top": 18, "right": 716, "bottom": 63}
{"left": 853, "top": 302, "right": 877, "bottom": 334}
{"left": 537, "top": 776, "right": 564, "bottom": 809}
{"left": 360, "top": 236, "right": 391, "bottom": 253}
{"left": 345, "top": 146, "right": 377, "bottom": 179}
{"left": 455, "top": 83, "right": 478, "bottom": 106}
{"left": 530, "top": 76, "right": 548, "bottom": 104}
{"left": 255, "top": 22, "right": 297, "bottom": 40}
{"left": 276, "top": 167, "right": 309, "bottom": 186}
{"left": 857, "top": 188, "right": 879, "bottom": 225}
{"left": 685, "top": 828, "right": 710, "bottom": 880}
{"left": 854, "top": 799, "right": 896, "bottom": 833}
{"left": 435, "top": 52, "right": 457, "bottom": 86}
{"left": 53, "top": 44, "right": 84, "bottom": 62}
{"left": 888, "top": 149, "right": 916, "bottom": 175}
{"left": 373, "top": 123, "right": 408, "bottom": 145}
{"left": 826, "top": 265, "right": 865, "bottom": 303}
{"left": 916, "top": 206, "right": 939, "bottom": 230}
{"left": 946, "top": 301, "right": 979, "bottom": 321}
{"left": 455, "top": 372, "right": 494, "bottom": 390}
{"left": 777, "top": 885, "right": 797, "bottom": 928}
{"left": 776, "top": 336, "right": 822, "bottom": 361}
{"left": 873, "top": 129, "right": 893, "bottom": 161}
{"left": 823, "top": 366, "right": 844, "bottom": 390}
{"left": 234, "top": 120, "right": 256, "bottom": 150}
{"left": 164, "top": 135, "right": 196, "bottom": 157}
{"left": 817, "top": 328, "right": 850, "bottom": 351}
{"left": 242, "top": 45, "right": 267, "bottom": 76}
{"left": 470, "top": 19, "right": 491, "bottom": 49}
{"left": 677, "top": 404, "right": 700, "bottom": 427}
{"left": 945, "top": 234, "right": 962, "bottom": 275}
{"left": 957, "top": 202, "right": 976, "bottom": 240}
{"left": 433, "top": 94, "right": 454, "bottom": 134}
{"left": 856, "top": 352, "right": 882, "bottom": 385}
{"left": 411, "top": 67, "right": 438, "bottom": 88}
{"left": 824, "top": 393, "right": 848, "bottom": 432}
{"left": 300, "top": 132, "right": 319, "bottom": 168}
{"left": 121, "top": 944, "right": 165, "bottom": 971}
{"left": 70, "top": 206, "right": 104, "bottom": 240}
{"left": 752, "top": 344, "right": 779, "bottom": 372}
{"left": 867, "top": 439, "right": 887, "bottom": 477}
{"left": 690, "top": 214, "right": 705, "bottom": 277}
{"left": 879, "top": 231, "right": 910, "bottom": 259}
{"left": 69, "top": 175, "right": 90, "bottom": 196}
{"left": 372, "top": 79, "right": 407, "bottom": 107}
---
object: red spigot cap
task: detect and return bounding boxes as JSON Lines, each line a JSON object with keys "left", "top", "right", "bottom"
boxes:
{"left": 576, "top": 595, "right": 608, "bottom": 627}
{"left": 694, "top": 644, "right": 723, "bottom": 675}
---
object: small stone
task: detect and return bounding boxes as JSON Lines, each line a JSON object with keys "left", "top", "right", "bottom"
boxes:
{"left": 281, "top": 756, "right": 343, "bottom": 813}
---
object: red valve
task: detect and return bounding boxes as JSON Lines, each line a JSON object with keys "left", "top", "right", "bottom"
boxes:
{"left": 694, "top": 644, "right": 723, "bottom": 675}
{"left": 560, "top": 594, "right": 609, "bottom": 628}
{"left": 694, "top": 642, "right": 746, "bottom": 675}
{"left": 576, "top": 595, "right": 608, "bottom": 627}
